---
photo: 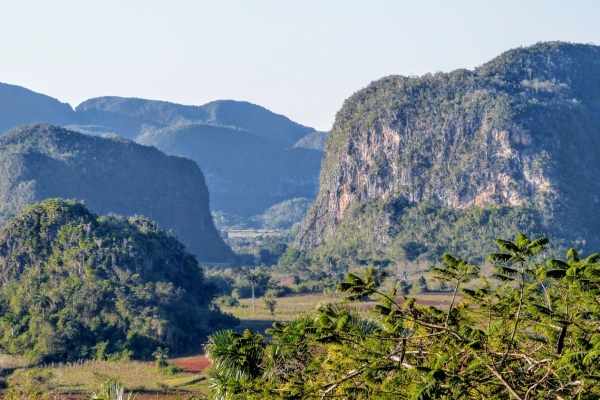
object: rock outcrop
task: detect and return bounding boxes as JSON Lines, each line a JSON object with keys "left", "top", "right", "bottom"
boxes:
{"left": 296, "top": 42, "right": 600, "bottom": 258}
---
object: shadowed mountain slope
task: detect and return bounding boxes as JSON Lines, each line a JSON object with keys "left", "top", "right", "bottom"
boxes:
{"left": 0, "top": 86, "right": 324, "bottom": 224}
{"left": 0, "top": 124, "right": 234, "bottom": 263}
{"left": 74, "top": 97, "right": 315, "bottom": 148}
{"left": 0, "top": 83, "right": 75, "bottom": 134}
{"left": 137, "top": 123, "right": 323, "bottom": 217}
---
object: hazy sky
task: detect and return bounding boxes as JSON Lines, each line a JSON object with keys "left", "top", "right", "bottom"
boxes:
{"left": 1, "top": 1, "right": 599, "bottom": 130}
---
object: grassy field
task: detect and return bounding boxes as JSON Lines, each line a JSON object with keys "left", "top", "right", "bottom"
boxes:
{"left": 226, "top": 229, "right": 288, "bottom": 239}
{"left": 0, "top": 290, "right": 459, "bottom": 398}
{"left": 2, "top": 357, "right": 210, "bottom": 399}
{"left": 222, "top": 291, "right": 459, "bottom": 325}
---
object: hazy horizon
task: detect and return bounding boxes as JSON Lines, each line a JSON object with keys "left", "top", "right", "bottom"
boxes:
{"left": 2, "top": 0, "right": 600, "bottom": 130}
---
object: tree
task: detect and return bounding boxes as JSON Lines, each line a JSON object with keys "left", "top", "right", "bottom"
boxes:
{"left": 206, "top": 232, "right": 600, "bottom": 399}
{"left": 263, "top": 295, "right": 277, "bottom": 316}
{"left": 33, "top": 290, "right": 52, "bottom": 318}
{"left": 2, "top": 312, "right": 16, "bottom": 337}
{"left": 152, "top": 347, "right": 169, "bottom": 369}
{"left": 241, "top": 268, "right": 269, "bottom": 313}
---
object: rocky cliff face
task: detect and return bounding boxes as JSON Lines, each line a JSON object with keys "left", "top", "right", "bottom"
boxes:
{"left": 296, "top": 42, "right": 600, "bottom": 256}
{"left": 0, "top": 124, "right": 235, "bottom": 263}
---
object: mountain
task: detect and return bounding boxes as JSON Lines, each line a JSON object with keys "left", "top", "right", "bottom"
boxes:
{"left": 0, "top": 84, "right": 323, "bottom": 224}
{"left": 136, "top": 123, "right": 323, "bottom": 217}
{"left": 0, "top": 83, "right": 75, "bottom": 134}
{"left": 74, "top": 97, "right": 315, "bottom": 147}
{"left": 296, "top": 42, "right": 600, "bottom": 264}
{"left": 0, "top": 199, "right": 237, "bottom": 362}
{"left": 0, "top": 123, "right": 234, "bottom": 263}
{"left": 73, "top": 96, "right": 211, "bottom": 140}
{"left": 201, "top": 100, "right": 315, "bottom": 148}
{"left": 72, "top": 97, "right": 323, "bottom": 220}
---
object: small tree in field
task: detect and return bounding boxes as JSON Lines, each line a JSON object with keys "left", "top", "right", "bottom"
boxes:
{"left": 264, "top": 295, "right": 277, "bottom": 315}
{"left": 152, "top": 347, "right": 169, "bottom": 369}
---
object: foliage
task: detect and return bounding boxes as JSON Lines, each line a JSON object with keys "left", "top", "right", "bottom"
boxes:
{"left": 153, "top": 348, "right": 170, "bottom": 369}
{"left": 207, "top": 233, "right": 600, "bottom": 399}
{"left": 310, "top": 198, "right": 566, "bottom": 268}
{"left": 0, "top": 123, "right": 234, "bottom": 263}
{"left": 90, "top": 378, "right": 135, "bottom": 400}
{"left": 249, "top": 198, "right": 314, "bottom": 230}
{"left": 0, "top": 199, "right": 237, "bottom": 362}
{"left": 298, "top": 41, "right": 600, "bottom": 264}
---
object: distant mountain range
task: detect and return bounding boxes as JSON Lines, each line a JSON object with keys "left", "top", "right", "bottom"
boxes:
{"left": 0, "top": 83, "right": 328, "bottom": 225}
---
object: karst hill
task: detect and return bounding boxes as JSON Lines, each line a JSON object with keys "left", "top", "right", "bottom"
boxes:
{"left": 296, "top": 41, "right": 600, "bottom": 263}
{"left": 0, "top": 123, "right": 234, "bottom": 263}
{"left": 0, "top": 85, "right": 327, "bottom": 224}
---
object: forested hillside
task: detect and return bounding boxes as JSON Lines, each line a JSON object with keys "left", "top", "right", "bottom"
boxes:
{"left": 0, "top": 199, "right": 237, "bottom": 362}
{"left": 0, "top": 124, "right": 234, "bottom": 263}
{"left": 296, "top": 41, "right": 600, "bottom": 264}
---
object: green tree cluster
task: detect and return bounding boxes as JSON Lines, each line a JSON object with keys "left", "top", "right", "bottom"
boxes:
{"left": 0, "top": 199, "right": 237, "bottom": 363}
{"left": 207, "top": 233, "right": 600, "bottom": 399}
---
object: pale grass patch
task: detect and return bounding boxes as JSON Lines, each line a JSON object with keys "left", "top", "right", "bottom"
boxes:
{"left": 0, "top": 354, "right": 32, "bottom": 370}
{"left": 222, "top": 291, "right": 460, "bottom": 322}
{"left": 33, "top": 359, "right": 206, "bottom": 394}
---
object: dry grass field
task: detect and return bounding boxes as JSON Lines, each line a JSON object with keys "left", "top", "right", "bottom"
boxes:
{"left": 2, "top": 357, "right": 210, "bottom": 399}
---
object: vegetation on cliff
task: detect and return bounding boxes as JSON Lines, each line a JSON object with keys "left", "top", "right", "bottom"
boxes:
{"left": 296, "top": 42, "right": 600, "bottom": 264}
{"left": 0, "top": 199, "right": 237, "bottom": 363}
{"left": 0, "top": 123, "right": 234, "bottom": 263}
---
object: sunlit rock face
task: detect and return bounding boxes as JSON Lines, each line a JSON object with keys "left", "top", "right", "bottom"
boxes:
{"left": 296, "top": 42, "right": 600, "bottom": 252}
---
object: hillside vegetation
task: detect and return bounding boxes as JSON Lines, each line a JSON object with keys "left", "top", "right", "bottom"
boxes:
{"left": 0, "top": 124, "right": 234, "bottom": 263}
{"left": 0, "top": 199, "right": 237, "bottom": 363}
{"left": 297, "top": 41, "right": 600, "bottom": 265}
{"left": 208, "top": 234, "right": 600, "bottom": 399}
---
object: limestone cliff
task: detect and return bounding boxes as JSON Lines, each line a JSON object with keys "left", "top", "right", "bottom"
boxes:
{"left": 296, "top": 42, "right": 600, "bottom": 258}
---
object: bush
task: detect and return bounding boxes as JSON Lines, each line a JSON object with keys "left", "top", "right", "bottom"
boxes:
{"left": 215, "top": 295, "right": 239, "bottom": 307}
{"left": 158, "top": 363, "right": 184, "bottom": 376}
{"left": 232, "top": 286, "right": 252, "bottom": 299}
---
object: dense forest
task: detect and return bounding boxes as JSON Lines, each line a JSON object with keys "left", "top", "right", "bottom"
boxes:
{"left": 0, "top": 199, "right": 237, "bottom": 363}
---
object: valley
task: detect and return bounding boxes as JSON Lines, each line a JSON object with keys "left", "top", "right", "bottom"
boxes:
{"left": 2, "top": 41, "right": 600, "bottom": 398}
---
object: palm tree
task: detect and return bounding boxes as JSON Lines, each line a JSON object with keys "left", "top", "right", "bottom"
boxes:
{"left": 244, "top": 270, "right": 264, "bottom": 313}
{"left": 33, "top": 290, "right": 52, "bottom": 318}
{"left": 2, "top": 312, "right": 16, "bottom": 336}
{"left": 152, "top": 347, "right": 169, "bottom": 368}
{"left": 204, "top": 329, "right": 265, "bottom": 399}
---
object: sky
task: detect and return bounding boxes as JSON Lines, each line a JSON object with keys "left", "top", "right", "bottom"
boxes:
{"left": 1, "top": 0, "right": 599, "bottom": 131}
